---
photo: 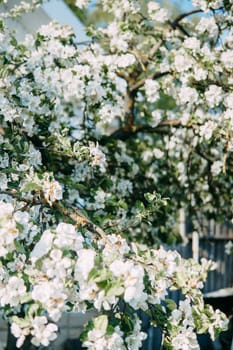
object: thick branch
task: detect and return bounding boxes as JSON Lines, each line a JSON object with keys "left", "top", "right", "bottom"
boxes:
{"left": 169, "top": 20, "right": 190, "bottom": 36}
{"left": 101, "top": 120, "right": 197, "bottom": 143}
{"left": 53, "top": 202, "right": 106, "bottom": 238}
{"left": 172, "top": 9, "right": 203, "bottom": 26}
{"left": 129, "top": 71, "right": 170, "bottom": 92}
{"left": 124, "top": 86, "right": 136, "bottom": 127}
{"left": 133, "top": 120, "right": 197, "bottom": 134}
{"left": 116, "top": 70, "right": 131, "bottom": 82}
{"left": 169, "top": 9, "right": 204, "bottom": 37}
{"left": 0, "top": 189, "right": 106, "bottom": 238}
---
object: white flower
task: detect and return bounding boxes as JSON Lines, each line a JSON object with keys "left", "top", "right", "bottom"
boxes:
{"left": 11, "top": 322, "right": 30, "bottom": 348}
{"left": 196, "top": 17, "right": 218, "bottom": 38}
{"left": 25, "top": 144, "right": 42, "bottom": 167}
{"left": 83, "top": 316, "right": 125, "bottom": 350}
{"left": 221, "top": 50, "right": 233, "bottom": 69}
{"left": 0, "top": 201, "right": 14, "bottom": 219}
{"left": 224, "top": 93, "right": 233, "bottom": 109}
{"left": 14, "top": 211, "right": 30, "bottom": 226}
{"left": 225, "top": 240, "right": 233, "bottom": 255}
{"left": 0, "top": 173, "right": 8, "bottom": 190}
{"left": 184, "top": 37, "right": 201, "bottom": 51}
{"left": 55, "top": 222, "right": 84, "bottom": 251}
{"left": 199, "top": 121, "right": 217, "bottom": 140}
{"left": 100, "top": 22, "right": 131, "bottom": 52}
{"left": 211, "top": 161, "right": 222, "bottom": 176}
{"left": 116, "top": 179, "right": 133, "bottom": 196}
{"left": 31, "top": 280, "right": 67, "bottom": 321}
{"left": 110, "top": 260, "right": 147, "bottom": 309}
{"left": 99, "top": 234, "right": 130, "bottom": 263}
{"left": 0, "top": 276, "right": 26, "bottom": 307}
{"left": 153, "top": 148, "right": 164, "bottom": 159}
{"left": 192, "top": 0, "right": 222, "bottom": 10}
{"left": 30, "top": 230, "right": 54, "bottom": 261}
{"left": 91, "top": 190, "right": 106, "bottom": 210}
{"left": 126, "top": 318, "right": 147, "bottom": 350}
{"left": 208, "top": 309, "right": 229, "bottom": 340}
{"left": 0, "top": 152, "right": 9, "bottom": 168}
{"left": 171, "top": 328, "right": 200, "bottom": 350}
{"left": 148, "top": 2, "right": 168, "bottom": 22}
{"left": 89, "top": 143, "right": 107, "bottom": 172}
{"left": 31, "top": 316, "right": 58, "bottom": 347}
{"left": 151, "top": 110, "right": 162, "bottom": 127}
{"left": 205, "top": 85, "right": 223, "bottom": 108}
{"left": 115, "top": 53, "right": 136, "bottom": 68}
{"left": 0, "top": 201, "right": 19, "bottom": 257}
{"left": 43, "top": 180, "right": 63, "bottom": 205}
{"left": 193, "top": 66, "right": 208, "bottom": 81}
{"left": 145, "top": 79, "right": 160, "bottom": 103}
{"left": 174, "top": 52, "right": 194, "bottom": 72}
{"left": 75, "top": 249, "right": 96, "bottom": 280}
{"left": 179, "top": 86, "right": 198, "bottom": 105}
{"left": 42, "top": 249, "right": 72, "bottom": 280}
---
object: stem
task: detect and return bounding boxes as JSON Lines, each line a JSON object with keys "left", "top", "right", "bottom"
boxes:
{"left": 160, "top": 330, "right": 165, "bottom": 350}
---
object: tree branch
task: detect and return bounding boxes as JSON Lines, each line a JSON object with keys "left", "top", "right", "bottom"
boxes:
{"left": 168, "top": 9, "right": 203, "bottom": 38}
{"left": 172, "top": 9, "right": 203, "bottom": 26}
{"left": 53, "top": 202, "right": 106, "bottom": 238}
{"left": 144, "top": 9, "right": 202, "bottom": 43}
{"left": 129, "top": 71, "right": 170, "bottom": 92}
{"left": 116, "top": 70, "right": 131, "bottom": 82}
{"left": 101, "top": 120, "right": 197, "bottom": 143}
{"left": 0, "top": 189, "right": 106, "bottom": 238}
{"left": 169, "top": 20, "right": 190, "bottom": 36}
{"left": 0, "top": 190, "right": 41, "bottom": 205}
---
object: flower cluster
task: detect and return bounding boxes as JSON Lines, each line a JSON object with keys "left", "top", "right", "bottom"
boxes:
{"left": 0, "top": 202, "right": 227, "bottom": 348}
{"left": 225, "top": 240, "right": 233, "bottom": 255}
{"left": 0, "top": 0, "right": 232, "bottom": 348}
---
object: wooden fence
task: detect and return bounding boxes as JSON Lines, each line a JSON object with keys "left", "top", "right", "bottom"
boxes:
{"left": 140, "top": 216, "right": 233, "bottom": 350}
{"left": 179, "top": 219, "right": 233, "bottom": 293}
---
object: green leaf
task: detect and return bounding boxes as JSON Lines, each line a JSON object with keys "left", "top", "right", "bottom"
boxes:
{"left": 106, "top": 282, "right": 124, "bottom": 297}
{"left": 165, "top": 299, "right": 177, "bottom": 312}
{"left": 27, "top": 304, "right": 40, "bottom": 318}
{"left": 15, "top": 241, "right": 26, "bottom": 254}
{"left": 88, "top": 268, "right": 101, "bottom": 281}
{"left": 94, "top": 315, "right": 108, "bottom": 333}
{"left": 106, "top": 325, "right": 115, "bottom": 335}
{"left": 20, "top": 292, "right": 31, "bottom": 304}
{"left": 11, "top": 316, "right": 31, "bottom": 328}
{"left": 21, "top": 181, "right": 41, "bottom": 193}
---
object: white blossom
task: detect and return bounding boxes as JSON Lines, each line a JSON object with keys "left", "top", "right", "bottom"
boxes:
{"left": 145, "top": 79, "right": 160, "bottom": 103}
{"left": 211, "top": 161, "right": 222, "bottom": 176}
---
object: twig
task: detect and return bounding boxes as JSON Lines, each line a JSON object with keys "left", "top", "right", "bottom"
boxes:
{"left": 53, "top": 202, "right": 106, "bottom": 238}
{"left": 0, "top": 190, "right": 40, "bottom": 205}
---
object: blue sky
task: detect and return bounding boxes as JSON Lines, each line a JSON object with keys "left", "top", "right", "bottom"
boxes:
{"left": 171, "top": 0, "right": 195, "bottom": 11}
{"left": 42, "top": 0, "right": 88, "bottom": 41}
{"left": 42, "top": 0, "right": 197, "bottom": 40}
